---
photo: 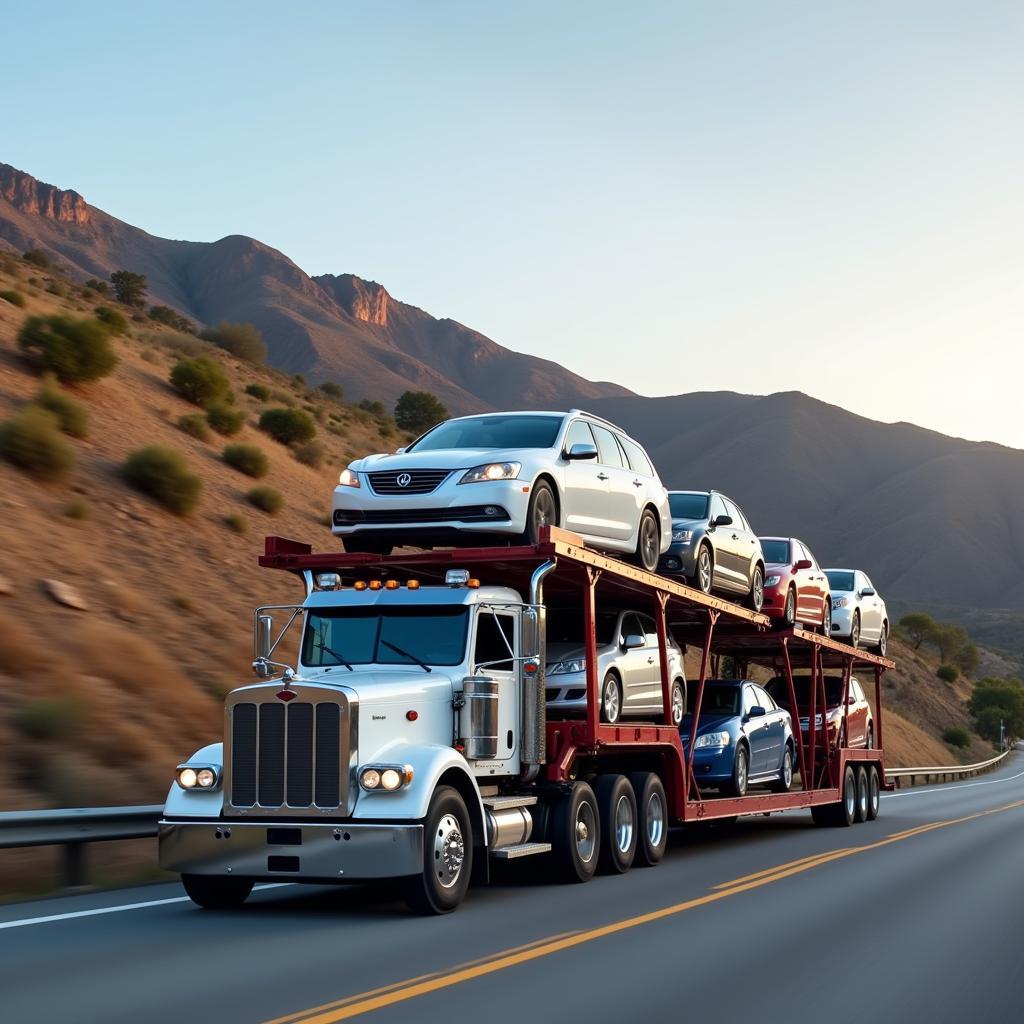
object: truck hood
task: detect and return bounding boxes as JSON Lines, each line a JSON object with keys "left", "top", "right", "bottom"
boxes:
{"left": 298, "top": 666, "right": 456, "bottom": 703}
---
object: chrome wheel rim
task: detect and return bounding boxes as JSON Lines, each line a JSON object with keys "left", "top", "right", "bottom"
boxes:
{"left": 783, "top": 751, "right": 793, "bottom": 788}
{"left": 845, "top": 775, "right": 856, "bottom": 819}
{"left": 879, "top": 629, "right": 887, "bottom": 656}
{"left": 671, "top": 684, "right": 684, "bottom": 726}
{"left": 736, "top": 750, "right": 747, "bottom": 793}
{"left": 858, "top": 777, "right": 868, "bottom": 818}
{"left": 434, "top": 813, "right": 465, "bottom": 888}
{"left": 851, "top": 616, "right": 860, "bottom": 647}
{"left": 640, "top": 516, "right": 658, "bottom": 570}
{"left": 752, "top": 569, "right": 764, "bottom": 610}
{"left": 646, "top": 790, "right": 665, "bottom": 848}
{"left": 603, "top": 677, "right": 620, "bottom": 723}
{"left": 785, "top": 590, "right": 795, "bottom": 624}
{"left": 697, "top": 549, "right": 712, "bottom": 592}
{"left": 575, "top": 799, "right": 597, "bottom": 864}
{"left": 614, "top": 794, "right": 635, "bottom": 854}
{"left": 533, "top": 489, "right": 556, "bottom": 533}
{"left": 823, "top": 603, "right": 831, "bottom": 634}
{"left": 870, "top": 774, "right": 880, "bottom": 814}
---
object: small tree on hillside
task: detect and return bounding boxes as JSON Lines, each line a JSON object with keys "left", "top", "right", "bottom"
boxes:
{"left": 968, "top": 677, "right": 1024, "bottom": 743}
{"left": 150, "top": 305, "right": 194, "bottom": 333}
{"left": 394, "top": 390, "right": 448, "bottom": 433}
{"left": 955, "top": 642, "right": 980, "bottom": 678}
{"left": 169, "top": 356, "right": 231, "bottom": 408}
{"left": 17, "top": 315, "right": 119, "bottom": 383}
{"left": 201, "top": 321, "right": 267, "bottom": 364}
{"left": 110, "top": 269, "right": 147, "bottom": 307}
{"left": 22, "top": 249, "right": 50, "bottom": 269}
{"left": 933, "top": 624, "right": 968, "bottom": 664}
{"left": 899, "top": 612, "right": 937, "bottom": 650}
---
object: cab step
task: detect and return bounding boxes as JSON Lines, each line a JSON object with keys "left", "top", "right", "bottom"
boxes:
{"left": 482, "top": 795, "right": 538, "bottom": 810}
{"left": 490, "top": 841, "right": 552, "bottom": 860}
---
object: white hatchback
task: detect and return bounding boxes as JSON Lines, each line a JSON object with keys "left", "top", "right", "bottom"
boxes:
{"left": 332, "top": 410, "right": 672, "bottom": 571}
{"left": 824, "top": 568, "right": 889, "bottom": 655}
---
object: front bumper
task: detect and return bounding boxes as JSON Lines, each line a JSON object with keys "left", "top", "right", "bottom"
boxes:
{"left": 830, "top": 605, "right": 854, "bottom": 637}
{"left": 658, "top": 542, "right": 699, "bottom": 577}
{"left": 546, "top": 680, "right": 589, "bottom": 713}
{"left": 683, "top": 743, "right": 734, "bottom": 781}
{"left": 159, "top": 819, "right": 423, "bottom": 881}
{"left": 761, "top": 583, "right": 787, "bottom": 618}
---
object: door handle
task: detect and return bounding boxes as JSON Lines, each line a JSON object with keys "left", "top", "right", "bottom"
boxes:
{"left": 597, "top": 472, "right": 609, "bottom": 481}
{"left": 632, "top": 480, "right": 643, "bottom": 487}
{"left": 731, "top": 534, "right": 738, "bottom": 540}
{"left": 647, "top": 657, "right": 655, "bottom": 664}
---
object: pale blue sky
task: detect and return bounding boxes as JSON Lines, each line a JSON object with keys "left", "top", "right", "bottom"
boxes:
{"left": 4, "top": 2, "right": 1022, "bottom": 446}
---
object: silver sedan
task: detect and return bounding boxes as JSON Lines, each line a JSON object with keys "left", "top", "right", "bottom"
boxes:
{"left": 545, "top": 607, "right": 686, "bottom": 725}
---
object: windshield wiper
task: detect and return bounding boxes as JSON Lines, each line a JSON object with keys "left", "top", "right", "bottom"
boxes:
{"left": 316, "top": 642, "right": 353, "bottom": 671}
{"left": 380, "top": 638, "right": 432, "bottom": 672}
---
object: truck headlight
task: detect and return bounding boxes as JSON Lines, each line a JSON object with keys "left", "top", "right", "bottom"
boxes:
{"left": 548, "top": 658, "right": 586, "bottom": 675}
{"left": 671, "top": 529, "right": 693, "bottom": 543}
{"left": 359, "top": 764, "right": 414, "bottom": 791}
{"left": 694, "top": 731, "right": 731, "bottom": 748}
{"left": 459, "top": 462, "right": 521, "bottom": 484}
{"left": 764, "top": 575, "right": 780, "bottom": 587}
{"left": 338, "top": 467, "right": 361, "bottom": 488}
{"left": 176, "top": 764, "right": 221, "bottom": 790}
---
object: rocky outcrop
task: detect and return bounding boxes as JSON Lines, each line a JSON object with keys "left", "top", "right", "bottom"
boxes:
{"left": 0, "top": 163, "right": 89, "bottom": 225}
{"left": 320, "top": 273, "right": 390, "bottom": 326}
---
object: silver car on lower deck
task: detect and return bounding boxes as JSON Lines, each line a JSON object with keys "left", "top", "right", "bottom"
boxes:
{"left": 544, "top": 607, "right": 686, "bottom": 725}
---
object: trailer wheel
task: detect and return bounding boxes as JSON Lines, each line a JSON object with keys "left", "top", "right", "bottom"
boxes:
{"left": 181, "top": 873, "right": 253, "bottom": 909}
{"left": 839, "top": 765, "right": 857, "bottom": 826}
{"left": 551, "top": 781, "right": 600, "bottom": 883}
{"left": 855, "top": 766, "right": 869, "bottom": 823}
{"left": 866, "top": 765, "right": 881, "bottom": 821}
{"left": 594, "top": 774, "right": 637, "bottom": 874}
{"left": 628, "top": 772, "right": 668, "bottom": 866}
{"left": 404, "top": 786, "right": 472, "bottom": 914}
{"left": 726, "top": 743, "right": 749, "bottom": 797}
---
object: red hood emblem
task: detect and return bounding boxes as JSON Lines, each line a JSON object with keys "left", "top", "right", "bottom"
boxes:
{"left": 276, "top": 689, "right": 297, "bottom": 702}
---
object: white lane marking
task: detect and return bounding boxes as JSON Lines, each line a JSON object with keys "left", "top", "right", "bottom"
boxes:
{"left": 882, "top": 764, "right": 1024, "bottom": 800}
{"left": 0, "top": 883, "right": 292, "bottom": 931}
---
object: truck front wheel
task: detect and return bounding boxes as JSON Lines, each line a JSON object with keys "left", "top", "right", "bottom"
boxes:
{"left": 404, "top": 786, "right": 473, "bottom": 915}
{"left": 181, "top": 873, "right": 253, "bottom": 909}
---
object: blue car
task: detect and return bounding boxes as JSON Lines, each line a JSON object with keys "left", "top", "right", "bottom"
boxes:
{"left": 680, "top": 679, "right": 795, "bottom": 796}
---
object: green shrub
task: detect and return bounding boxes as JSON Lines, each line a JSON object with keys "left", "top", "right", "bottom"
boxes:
{"left": 153, "top": 330, "right": 206, "bottom": 357}
{"left": 12, "top": 697, "right": 82, "bottom": 740}
{"left": 64, "top": 498, "right": 90, "bottom": 520}
{"left": 22, "top": 249, "right": 50, "bottom": 269}
{"left": 319, "top": 380, "right": 343, "bottom": 400}
{"left": 169, "top": 356, "right": 230, "bottom": 408}
{"left": 270, "top": 388, "right": 296, "bottom": 406}
{"left": 33, "top": 377, "right": 88, "bottom": 438}
{"left": 224, "top": 513, "right": 248, "bottom": 534}
{"left": 937, "top": 664, "right": 959, "bottom": 683}
{"left": 0, "top": 289, "right": 25, "bottom": 307}
{"left": 206, "top": 402, "right": 245, "bottom": 436}
{"left": 94, "top": 305, "right": 128, "bottom": 335}
{"left": 359, "top": 399, "right": 387, "bottom": 417}
{"left": 223, "top": 443, "right": 269, "bottom": 478}
{"left": 0, "top": 407, "right": 75, "bottom": 480}
{"left": 245, "top": 383, "right": 270, "bottom": 401}
{"left": 247, "top": 485, "right": 284, "bottom": 514}
{"left": 110, "top": 269, "right": 147, "bottom": 307}
{"left": 17, "top": 315, "right": 119, "bottom": 383}
{"left": 942, "top": 726, "right": 971, "bottom": 749}
{"left": 292, "top": 373, "right": 306, "bottom": 388}
{"left": 85, "top": 278, "right": 109, "bottom": 296}
{"left": 123, "top": 446, "right": 202, "bottom": 515}
{"left": 177, "top": 412, "right": 212, "bottom": 442}
{"left": 149, "top": 305, "right": 194, "bottom": 333}
{"left": 293, "top": 440, "right": 326, "bottom": 468}
{"left": 46, "top": 281, "right": 68, "bottom": 298}
{"left": 201, "top": 321, "right": 267, "bottom": 364}
{"left": 395, "top": 390, "right": 448, "bottom": 433}
{"left": 259, "top": 407, "right": 316, "bottom": 445}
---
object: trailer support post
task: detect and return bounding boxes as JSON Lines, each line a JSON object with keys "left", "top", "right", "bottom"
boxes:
{"left": 583, "top": 567, "right": 602, "bottom": 747}
{"left": 685, "top": 609, "right": 719, "bottom": 800}
{"left": 781, "top": 638, "right": 808, "bottom": 789}
{"left": 655, "top": 591, "right": 672, "bottom": 726}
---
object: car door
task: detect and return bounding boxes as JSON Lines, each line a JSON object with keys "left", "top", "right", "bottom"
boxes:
{"left": 794, "top": 541, "right": 820, "bottom": 623}
{"left": 635, "top": 613, "right": 664, "bottom": 709}
{"left": 742, "top": 684, "right": 770, "bottom": 773}
{"left": 618, "top": 433, "right": 664, "bottom": 535}
{"left": 753, "top": 684, "right": 785, "bottom": 771}
{"left": 615, "top": 612, "right": 649, "bottom": 710}
{"left": 722, "top": 497, "right": 754, "bottom": 590}
{"left": 559, "top": 418, "right": 613, "bottom": 540}
{"left": 589, "top": 424, "right": 637, "bottom": 542}
{"left": 708, "top": 494, "right": 740, "bottom": 589}
{"left": 848, "top": 678, "right": 868, "bottom": 747}
{"left": 859, "top": 572, "right": 883, "bottom": 641}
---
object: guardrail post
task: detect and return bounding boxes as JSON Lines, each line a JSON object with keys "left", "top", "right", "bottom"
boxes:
{"left": 62, "top": 842, "right": 86, "bottom": 888}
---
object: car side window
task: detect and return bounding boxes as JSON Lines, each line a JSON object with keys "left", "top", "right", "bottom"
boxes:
{"left": 620, "top": 612, "right": 645, "bottom": 646}
{"left": 591, "top": 424, "right": 626, "bottom": 468}
{"left": 564, "top": 419, "right": 596, "bottom": 454}
{"left": 803, "top": 544, "right": 819, "bottom": 570}
{"left": 852, "top": 680, "right": 865, "bottom": 701}
{"left": 619, "top": 435, "right": 655, "bottom": 477}
{"left": 638, "top": 613, "right": 659, "bottom": 647}
{"left": 474, "top": 612, "right": 515, "bottom": 671}
{"left": 742, "top": 686, "right": 757, "bottom": 715}
{"left": 753, "top": 685, "right": 775, "bottom": 711}
{"left": 722, "top": 498, "right": 743, "bottom": 526}
{"left": 709, "top": 494, "right": 728, "bottom": 522}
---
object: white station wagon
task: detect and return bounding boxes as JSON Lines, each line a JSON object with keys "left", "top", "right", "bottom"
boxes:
{"left": 332, "top": 410, "right": 672, "bottom": 571}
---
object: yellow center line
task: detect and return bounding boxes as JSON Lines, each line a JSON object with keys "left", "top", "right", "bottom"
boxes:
{"left": 270, "top": 797, "right": 1024, "bottom": 1024}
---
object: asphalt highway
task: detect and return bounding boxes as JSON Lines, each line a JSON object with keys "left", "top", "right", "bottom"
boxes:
{"left": 2, "top": 752, "right": 1022, "bottom": 1024}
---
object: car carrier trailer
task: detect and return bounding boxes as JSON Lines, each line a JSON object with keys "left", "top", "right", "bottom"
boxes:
{"left": 158, "top": 526, "right": 894, "bottom": 913}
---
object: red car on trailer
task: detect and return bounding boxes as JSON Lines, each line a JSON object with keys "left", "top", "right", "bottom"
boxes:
{"left": 759, "top": 536, "right": 832, "bottom": 632}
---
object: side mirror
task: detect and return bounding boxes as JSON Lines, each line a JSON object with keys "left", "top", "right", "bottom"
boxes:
{"left": 794, "top": 559, "right": 812, "bottom": 571}
{"left": 566, "top": 442, "right": 598, "bottom": 461}
{"left": 623, "top": 633, "right": 646, "bottom": 650}
{"left": 861, "top": 587, "right": 876, "bottom": 597}
{"left": 394, "top": 446, "right": 406, "bottom": 454}
{"left": 710, "top": 514, "right": 733, "bottom": 528}
{"left": 748, "top": 705, "right": 766, "bottom": 719}
{"left": 256, "top": 614, "right": 273, "bottom": 661}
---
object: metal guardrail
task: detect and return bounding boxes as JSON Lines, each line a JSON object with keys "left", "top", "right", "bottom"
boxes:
{"left": 886, "top": 748, "right": 1013, "bottom": 788}
{"left": 0, "top": 805, "right": 162, "bottom": 887}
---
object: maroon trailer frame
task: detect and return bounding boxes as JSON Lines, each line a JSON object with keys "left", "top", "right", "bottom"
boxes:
{"left": 260, "top": 527, "right": 894, "bottom": 825}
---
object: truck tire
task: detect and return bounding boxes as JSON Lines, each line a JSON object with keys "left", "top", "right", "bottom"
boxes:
{"left": 594, "top": 774, "right": 637, "bottom": 874}
{"left": 811, "top": 767, "right": 857, "bottom": 827}
{"left": 855, "top": 766, "right": 869, "bottom": 823}
{"left": 628, "top": 772, "right": 668, "bottom": 867}
{"left": 866, "top": 765, "right": 881, "bottom": 820}
{"left": 181, "top": 873, "right": 253, "bottom": 909}
{"left": 551, "top": 781, "right": 600, "bottom": 883}
{"left": 404, "top": 786, "right": 472, "bottom": 914}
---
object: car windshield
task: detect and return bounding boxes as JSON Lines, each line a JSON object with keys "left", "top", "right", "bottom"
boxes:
{"left": 760, "top": 539, "right": 790, "bottom": 563}
{"left": 767, "top": 676, "right": 846, "bottom": 707}
{"left": 687, "top": 683, "right": 740, "bottom": 716}
{"left": 669, "top": 492, "right": 709, "bottom": 520}
{"left": 545, "top": 608, "right": 619, "bottom": 646}
{"left": 409, "top": 414, "right": 564, "bottom": 451}
{"left": 825, "top": 570, "right": 855, "bottom": 592}
{"left": 302, "top": 606, "right": 469, "bottom": 667}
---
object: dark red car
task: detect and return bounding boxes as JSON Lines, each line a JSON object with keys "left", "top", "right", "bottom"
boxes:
{"left": 758, "top": 536, "right": 831, "bottom": 631}
{"left": 766, "top": 674, "right": 875, "bottom": 752}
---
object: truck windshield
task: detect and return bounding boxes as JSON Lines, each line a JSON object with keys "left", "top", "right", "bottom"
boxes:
{"left": 302, "top": 606, "right": 469, "bottom": 667}
{"left": 409, "top": 414, "right": 563, "bottom": 451}
{"left": 669, "top": 493, "right": 710, "bottom": 520}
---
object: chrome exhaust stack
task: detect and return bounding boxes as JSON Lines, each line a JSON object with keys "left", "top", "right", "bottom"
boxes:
{"left": 521, "top": 559, "right": 555, "bottom": 780}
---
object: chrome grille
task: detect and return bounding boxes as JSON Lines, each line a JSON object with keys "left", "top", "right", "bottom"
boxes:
{"left": 367, "top": 469, "right": 451, "bottom": 495}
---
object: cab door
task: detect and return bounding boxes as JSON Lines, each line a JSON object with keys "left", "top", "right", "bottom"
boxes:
{"left": 472, "top": 608, "right": 519, "bottom": 768}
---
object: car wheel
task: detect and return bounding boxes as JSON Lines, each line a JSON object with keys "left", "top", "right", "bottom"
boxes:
{"left": 633, "top": 509, "right": 660, "bottom": 573}
{"left": 550, "top": 781, "right": 600, "bottom": 882}
{"left": 670, "top": 679, "right": 685, "bottom": 726}
{"left": 342, "top": 536, "right": 394, "bottom": 555}
{"left": 855, "top": 766, "right": 869, "bottom": 823}
{"left": 181, "top": 874, "right": 253, "bottom": 909}
{"left": 628, "top": 772, "right": 668, "bottom": 867}
{"left": 601, "top": 672, "right": 622, "bottom": 725}
{"left": 748, "top": 564, "right": 764, "bottom": 612}
{"left": 726, "top": 743, "right": 749, "bottom": 797}
{"left": 403, "top": 786, "right": 473, "bottom": 914}
{"left": 849, "top": 612, "right": 861, "bottom": 649}
{"left": 865, "top": 723, "right": 874, "bottom": 750}
{"left": 525, "top": 480, "right": 558, "bottom": 545}
{"left": 783, "top": 587, "right": 796, "bottom": 626}
{"left": 875, "top": 622, "right": 888, "bottom": 657}
{"left": 866, "top": 765, "right": 881, "bottom": 821}
{"left": 820, "top": 599, "right": 832, "bottom": 636}
{"left": 692, "top": 544, "right": 713, "bottom": 594}
{"left": 594, "top": 774, "right": 637, "bottom": 874}
{"left": 770, "top": 744, "right": 793, "bottom": 793}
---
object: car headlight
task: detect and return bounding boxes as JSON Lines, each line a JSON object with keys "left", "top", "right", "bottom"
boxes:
{"left": 694, "top": 731, "right": 731, "bottom": 748}
{"left": 764, "top": 575, "right": 780, "bottom": 587}
{"left": 671, "top": 529, "right": 693, "bottom": 543}
{"left": 459, "top": 462, "right": 521, "bottom": 484}
{"left": 338, "top": 467, "right": 360, "bottom": 488}
{"left": 833, "top": 597, "right": 848, "bottom": 609}
{"left": 176, "top": 764, "right": 221, "bottom": 790}
{"left": 548, "top": 658, "right": 586, "bottom": 675}
{"left": 359, "top": 764, "right": 414, "bottom": 791}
